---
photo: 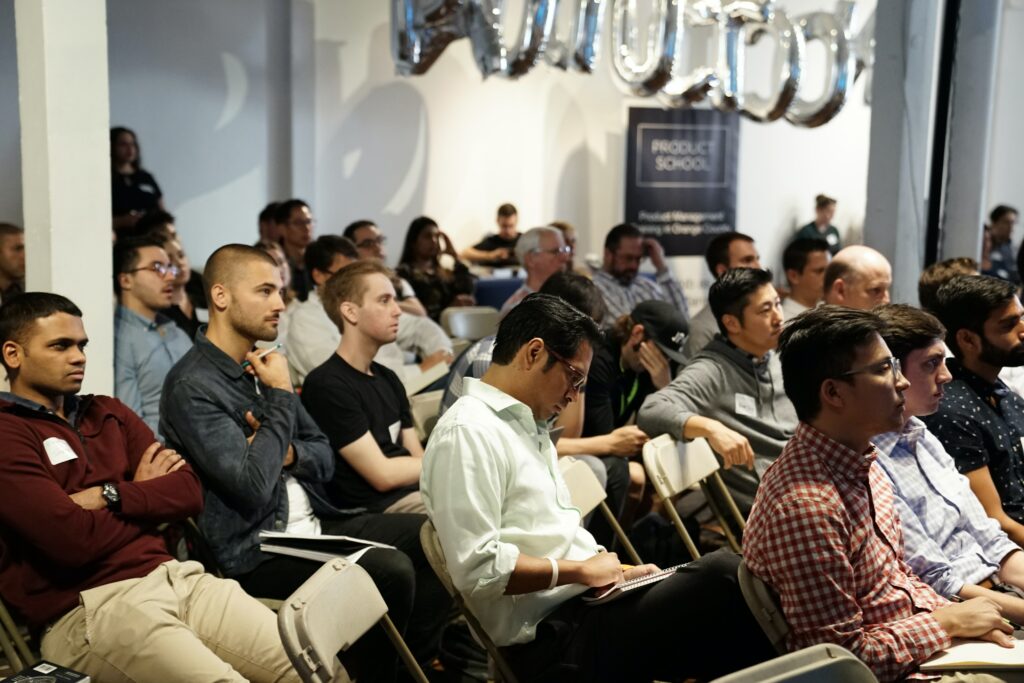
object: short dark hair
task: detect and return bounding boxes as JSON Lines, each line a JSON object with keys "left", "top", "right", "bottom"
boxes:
{"left": 343, "top": 220, "right": 377, "bottom": 241}
{"left": 932, "top": 275, "right": 1018, "bottom": 359}
{"left": 705, "top": 232, "right": 754, "bottom": 278}
{"left": 823, "top": 258, "right": 851, "bottom": 294}
{"left": 815, "top": 194, "right": 837, "bottom": 210}
{"left": 918, "top": 257, "right": 978, "bottom": 313}
{"left": 203, "top": 244, "right": 279, "bottom": 302}
{"left": 304, "top": 235, "right": 358, "bottom": 277}
{"left": 273, "top": 199, "right": 310, "bottom": 225}
{"left": 777, "top": 305, "right": 888, "bottom": 421}
{"left": 783, "top": 238, "right": 830, "bottom": 275}
{"left": 113, "top": 236, "right": 166, "bottom": 295}
{"left": 497, "top": 203, "right": 518, "bottom": 219}
{"left": 131, "top": 210, "right": 176, "bottom": 240}
{"left": 259, "top": 202, "right": 280, "bottom": 224}
{"left": 0, "top": 223, "right": 23, "bottom": 238}
{"left": 604, "top": 223, "right": 642, "bottom": 252}
{"left": 873, "top": 304, "right": 946, "bottom": 364}
{"left": 538, "top": 271, "right": 607, "bottom": 323}
{"left": 991, "top": 205, "right": 1018, "bottom": 223}
{"left": 492, "top": 293, "right": 603, "bottom": 368}
{"left": 0, "top": 292, "right": 82, "bottom": 371}
{"left": 708, "top": 268, "right": 774, "bottom": 335}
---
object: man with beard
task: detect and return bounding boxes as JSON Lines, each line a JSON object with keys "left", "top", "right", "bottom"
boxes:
{"left": 592, "top": 223, "right": 689, "bottom": 324}
{"left": 924, "top": 275, "right": 1024, "bottom": 547}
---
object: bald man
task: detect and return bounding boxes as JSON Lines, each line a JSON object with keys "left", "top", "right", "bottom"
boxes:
{"left": 160, "top": 244, "right": 449, "bottom": 681}
{"left": 822, "top": 245, "right": 893, "bottom": 310}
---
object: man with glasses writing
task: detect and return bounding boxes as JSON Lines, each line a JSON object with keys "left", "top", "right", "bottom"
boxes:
{"left": 344, "top": 219, "right": 429, "bottom": 317}
{"left": 499, "top": 226, "right": 570, "bottom": 316}
{"left": 113, "top": 236, "right": 192, "bottom": 436}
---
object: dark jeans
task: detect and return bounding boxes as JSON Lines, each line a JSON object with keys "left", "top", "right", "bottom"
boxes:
{"left": 502, "top": 549, "right": 775, "bottom": 683}
{"left": 585, "top": 456, "right": 630, "bottom": 549}
{"left": 235, "top": 512, "right": 450, "bottom": 683}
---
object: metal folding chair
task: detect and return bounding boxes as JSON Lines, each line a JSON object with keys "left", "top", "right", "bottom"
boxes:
{"left": 557, "top": 456, "right": 642, "bottom": 564}
{"left": 711, "top": 643, "right": 877, "bottom": 682}
{"left": 737, "top": 560, "right": 790, "bottom": 655}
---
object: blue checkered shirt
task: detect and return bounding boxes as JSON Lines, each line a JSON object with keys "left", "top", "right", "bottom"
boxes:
{"left": 441, "top": 335, "right": 496, "bottom": 415}
{"left": 592, "top": 270, "right": 689, "bottom": 325}
{"left": 873, "top": 417, "right": 1018, "bottom": 598}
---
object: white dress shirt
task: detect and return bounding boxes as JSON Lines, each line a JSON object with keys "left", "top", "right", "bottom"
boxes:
{"left": 421, "top": 378, "right": 599, "bottom": 646}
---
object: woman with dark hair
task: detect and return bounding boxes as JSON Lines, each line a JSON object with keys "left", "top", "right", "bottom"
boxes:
{"left": 111, "top": 127, "right": 165, "bottom": 232}
{"left": 396, "top": 216, "right": 475, "bottom": 320}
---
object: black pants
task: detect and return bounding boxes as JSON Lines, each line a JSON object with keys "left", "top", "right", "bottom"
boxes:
{"left": 585, "top": 455, "right": 631, "bottom": 549}
{"left": 235, "top": 512, "right": 451, "bottom": 683}
{"left": 501, "top": 549, "right": 775, "bottom": 683}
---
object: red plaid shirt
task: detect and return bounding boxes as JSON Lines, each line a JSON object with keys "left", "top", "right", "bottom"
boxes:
{"left": 743, "top": 422, "right": 952, "bottom": 682}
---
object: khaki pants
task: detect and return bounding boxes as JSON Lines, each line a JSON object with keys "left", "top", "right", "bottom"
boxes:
{"left": 384, "top": 490, "right": 427, "bottom": 514}
{"left": 41, "top": 560, "right": 298, "bottom": 683}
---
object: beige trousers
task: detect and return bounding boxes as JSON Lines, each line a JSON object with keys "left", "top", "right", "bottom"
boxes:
{"left": 383, "top": 490, "right": 427, "bottom": 514}
{"left": 41, "top": 560, "right": 299, "bottom": 683}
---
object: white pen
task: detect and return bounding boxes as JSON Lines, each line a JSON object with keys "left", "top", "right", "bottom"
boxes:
{"left": 241, "top": 343, "right": 283, "bottom": 369}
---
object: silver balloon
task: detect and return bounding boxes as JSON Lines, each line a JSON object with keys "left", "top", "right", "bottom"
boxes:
{"left": 505, "top": 0, "right": 560, "bottom": 78}
{"left": 784, "top": 6, "right": 855, "bottom": 128}
{"left": 611, "top": 0, "right": 685, "bottom": 97}
{"left": 545, "top": 0, "right": 607, "bottom": 73}
{"left": 656, "top": 0, "right": 720, "bottom": 108}
{"left": 391, "top": 0, "right": 506, "bottom": 77}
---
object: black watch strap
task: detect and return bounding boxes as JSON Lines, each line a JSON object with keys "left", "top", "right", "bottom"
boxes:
{"left": 101, "top": 482, "right": 122, "bottom": 513}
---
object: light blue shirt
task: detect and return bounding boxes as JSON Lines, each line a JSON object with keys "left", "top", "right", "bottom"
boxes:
{"left": 873, "top": 417, "right": 1019, "bottom": 598}
{"left": 114, "top": 305, "right": 193, "bottom": 438}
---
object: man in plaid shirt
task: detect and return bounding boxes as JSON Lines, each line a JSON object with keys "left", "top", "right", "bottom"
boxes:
{"left": 744, "top": 305, "right": 1013, "bottom": 682}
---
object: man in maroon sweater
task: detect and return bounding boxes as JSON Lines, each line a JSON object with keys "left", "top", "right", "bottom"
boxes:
{"left": 0, "top": 293, "right": 297, "bottom": 682}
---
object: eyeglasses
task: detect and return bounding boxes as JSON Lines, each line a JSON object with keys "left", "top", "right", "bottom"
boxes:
{"left": 840, "top": 356, "right": 903, "bottom": 382}
{"left": 127, "top": 262, "right": 180, "bottom": 278}
{"left": 547, "top": 347, "right": 586, "bottom": 392}
{"left": 356, "top": 236, "right": 387, "bottom": 249}
{"left": 531, "top": 245, "right": 572, "bottom": 257}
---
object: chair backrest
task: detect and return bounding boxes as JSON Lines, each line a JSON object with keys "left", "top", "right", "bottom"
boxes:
{"left": 711, "top": 643, "right": 877, "bottom": 683}
{"left": 557, "top": 457, "right": 607, "bottom": 517}
{"left": 642, "top": 434, "right": 720, "bottom": 500}
{"left": 410, "top": 390, "right": 444, "bottom": 442}
{"left": 0, "top": 596, "right": 36, "bottom": 672}
{"left": 737, "top": 560, "right": 790, "bottom": 655}
{"left": 278, "top": 558, "right": 389, "bottom": 683}
{"left": 440, "top": 306, "right": 500, "bottom": 340}
{"left": 420, "top": 521, "right": 519, "bottom": 683}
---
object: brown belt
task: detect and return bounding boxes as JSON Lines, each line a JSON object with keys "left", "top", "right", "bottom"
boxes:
{"left": 979, "top": 577, "right": 995, "bottom": 589}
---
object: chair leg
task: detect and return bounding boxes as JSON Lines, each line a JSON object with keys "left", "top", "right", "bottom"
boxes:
{"left": 660, "top": 496, "right": 701, "bottom": 560}
{"left": 379, "top": 614, "right": 430, "bottom": 683}
{"left": 710, "top": 471, "right": 747, "bottom": 531}
{"left": 0, "top": 625, "right": 23, "bottom": 673}
{"left": 699, "top": 481, "right": 742, "bottom": 553}
{"left": 0, "top": 600, "right": 32, "bottom": 667}
{"left": 598, "top": 501, "right": 643, "bottom": 565}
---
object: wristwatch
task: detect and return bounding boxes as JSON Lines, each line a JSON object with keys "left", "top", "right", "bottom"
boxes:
{"left": 101, "top": 482, "right": 122, "bottom": 513}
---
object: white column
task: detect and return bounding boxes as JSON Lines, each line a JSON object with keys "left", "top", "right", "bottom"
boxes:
{"left": 16, "top": 0, "right": 113, "bottom": 394}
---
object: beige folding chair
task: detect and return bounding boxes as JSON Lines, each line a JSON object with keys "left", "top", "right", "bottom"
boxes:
{"left": 278, "top": 557, "right": 428, "bottom": 683}
{"left": 557, "top": 457, "right": 642, "bottom": 565}
{"left": 410, "top": 390, "right": 444, "bottom": 443}
{"left": 0, "top": 596, "right": 36, "bottom": 672}
{"left": 440, "top": 307, "right": 500, "bottom": 341}
{"left": 420, "top": 520, "right": 519, "bottom": 683}
{"left": 450, "top": 337, "right": 472, "bottom": 359}
{"left": 737, "top": 560, "right": 790, "bottom": 655}
{"left": 711, "top": 643, "right": 877, "bottom": 682}
{"left": 642, "top": 434, "right": 746, "bottom": 555}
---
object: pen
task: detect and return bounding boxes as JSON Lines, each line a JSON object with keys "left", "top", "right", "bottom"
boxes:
{"left": 241, "top": 344, "right": 283, "bottom": 369}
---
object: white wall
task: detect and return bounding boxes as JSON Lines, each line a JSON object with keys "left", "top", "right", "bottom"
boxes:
{"left": 987, "top": 1, "right": 1024, "bottom": 227}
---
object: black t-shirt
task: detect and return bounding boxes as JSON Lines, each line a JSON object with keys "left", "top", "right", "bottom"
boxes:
{"left": 472, "top": 233, "right": 520, "bottom": 267}
{"left": 301, "top": 353, "right": 416, "bottom": 511}
{"left": 111, "top": 169, "right": 162, "bottom": 216}
{"left": 582, "top": 332, "right": 655, "bottom": 438}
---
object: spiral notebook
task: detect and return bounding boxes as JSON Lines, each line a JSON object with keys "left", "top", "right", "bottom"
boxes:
{"left": 582, "top": 562, "right": 690, "bottom": 606}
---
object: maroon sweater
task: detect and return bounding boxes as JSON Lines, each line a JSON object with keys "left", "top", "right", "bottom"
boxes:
{"left": 0, "top": 394, "right": 202, "bottom": 629}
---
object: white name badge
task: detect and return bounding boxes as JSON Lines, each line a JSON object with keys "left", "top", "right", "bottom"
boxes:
{"left": 43, "top": 437, "right": 78, "bottom": 465}
{"left": 389, "top": 420, "right": 401, "bottom": 444}
{"left": 735, "top": 393, "right": 758, "bottom": 418}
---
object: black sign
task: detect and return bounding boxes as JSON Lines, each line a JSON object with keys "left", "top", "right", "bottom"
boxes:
{"left": 625, "top": 107, "right": 740, "bottom": 256}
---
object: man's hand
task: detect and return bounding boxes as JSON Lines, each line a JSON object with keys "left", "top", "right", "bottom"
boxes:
{"left": 419, "top": 349, "right": 452, "bottom": 372}
{"left": 134, "top": 442, "right": 187, "bottom": 482}
{"left": 706, "top": 423, "right": 755, "bottom": 470}
{"left": 69, "top": 486, "right": 106, "bottom": 510}
{"left": 245, "top": 411, "right": 296, "bottom": 467}
{"left": 643, "top": 238, "right": 667, "bottom": 272}
{"left": 244, "top": 348, "right": 293, "bottom": 392}
{"left": 603, "top": 425, "right": 649, "bottom": 457}
{"left": 638, "top": 340, "right": 671, "bottom": 389}
{"left": 488, "top": 248, "right": 512, "bottom": 262}
{"left": 933, "top": 597, "right": 1014, "bottom": 646}
{"left": 439, "top": 231, "right": 458, "bottom": 257}
{"left": 579, "top": 551, "right": 624, "bottom": 588}
{"left": 622, "top": 564, "right": 661, "bottom": 581}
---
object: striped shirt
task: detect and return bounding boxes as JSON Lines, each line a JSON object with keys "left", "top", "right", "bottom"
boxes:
{"left": 591, "top": 270, "right": 688, "bottom": 325}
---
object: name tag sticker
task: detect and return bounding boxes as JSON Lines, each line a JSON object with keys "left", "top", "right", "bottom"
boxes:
{"left": 735, "top": 393, "right": 757, "bottom": 418}
{"left": 43, "top": 437, "right": 78, "bottom": 465}
{"left": 389, "top": 420, "right": 401, "bottom": 444}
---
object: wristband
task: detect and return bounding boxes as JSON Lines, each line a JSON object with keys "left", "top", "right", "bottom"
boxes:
{"left": 547, "top": 557, "right": 559, "bottom": 590}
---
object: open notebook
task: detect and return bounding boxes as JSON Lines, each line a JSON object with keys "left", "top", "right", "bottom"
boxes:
{"left": 921, "top": 631, "right": 1024, "bottom": 671}
{"left": 259, "top": 531, "right": 395, "bottom": 564}
{"left": 582, "top": 562, "right": 690, "bottom": 606}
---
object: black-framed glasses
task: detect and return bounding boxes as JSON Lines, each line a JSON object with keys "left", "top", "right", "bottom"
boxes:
{"left": 531, "top": 245, "right": 572, "bottom": 257}
{"left": 356, "top": 236, "right": 387, "bottom": 249}
{"left": 127, "top": 262, "right": 180, "bottom": 278}
{"left": 547, "top": 347, "right": 586, "bottom": 392}
{"left": 840, "top": 356, "right": 902, "bottom": 382}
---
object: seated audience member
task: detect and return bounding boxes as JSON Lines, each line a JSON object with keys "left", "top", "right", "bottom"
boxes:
{"left": 781, "top": 237, "right": 830, "bottom": 319}
{"left": 286, "top": 235, "right": 451, "bottom": 386}
{"left": 460, "top": 202, "right": 521, "bottom": 267}
{"left": 923, "top": 275, "right": 1024, "bottom": 546}
{"left": 744, "top": 305, "right": 1014, "bottom": 681}
{"left": 984, "top": 204, "right": 1019, "bottom": 284}
{"left": 0, "top": 222, "right": 25, "bottom": 303}
{"left": 258, "top": 201, "right": 280, "bottom": 242}
{"left": 794, "top": 193, "right": 841, "bottom": 255}
{"left": 397, "top": 216, "right": 476, "bottom": 321}
{"left": 344, "top": 219, "right": 428, "bottom": 317}
{"left": 0, "top": 293, "right": 296, "bottom": 682}
{"left": 255, "top": 239, "right": 294, "bottom": 305}
{"left": 684, "top": 232, "right": 762, "bottom": 356}
{"left": 160, "top": 244, "right": 449, "bottom": 681}
{"left": 592, "top": 223, "right": 689, "bottom": 325}
{"left": 919, "top": 257, "right": 979, "bottom": 313}
{"left": 549, "top": 220, "right": 591, "bottom": 277}
{"left": 822, "top": 244, "right": 892, "bottom": 309}
{"left": 873, "top": 304, "right": 1024, "bottom": 622}
{"left": 639, "top": 269, "right": 796, "bottom": 512}
{"left": 422, "top": 293, "right": 774, "bottom": 682}
{"left": 275, "top": 199, "right": 315, "bottom": 301}
{"left": 113, "top": 236, "right": 192, "bottom": 437}
{"left": 302, "top": 261, "right": 427, "bottom": 514}
{"left": 500, "top": 226, "right": 570, "bottom": 315}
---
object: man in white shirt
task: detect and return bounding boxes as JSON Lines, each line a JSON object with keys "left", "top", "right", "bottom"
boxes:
{"left": 421, "top": 294, "right": 773, "bottom": 682}
{"left": 781, "top": 237, "right": 830, "bottom": 319}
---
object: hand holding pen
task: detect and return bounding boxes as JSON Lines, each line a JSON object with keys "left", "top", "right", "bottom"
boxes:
{"left": 242, "top": 344, "right": 293, "bottom": 392}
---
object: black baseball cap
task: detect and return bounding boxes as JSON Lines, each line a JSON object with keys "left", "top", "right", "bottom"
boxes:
{"left": 631, "top": 300, "right": 688, "bottom": 364}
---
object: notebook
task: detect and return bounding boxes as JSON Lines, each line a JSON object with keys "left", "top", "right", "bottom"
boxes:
{"left": 920, "top": 631, "right": 1024, "bottom": 670}
{"left": 258, "top": 531, "right": 395, "bottom": 564}
{"left": 582, "top": 562, "right": 690, "bottom": 606}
